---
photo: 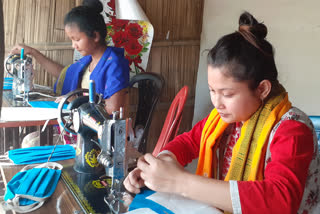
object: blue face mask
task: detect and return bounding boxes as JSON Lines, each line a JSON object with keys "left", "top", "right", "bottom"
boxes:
{"left": 8, "top": 145, "right": 75, "bottom": 165}
{"left": 3, "top": 77, "right": 13, "bottom": 90}
{"left": 2, "top": 162, "right": 63, "bottom": 213}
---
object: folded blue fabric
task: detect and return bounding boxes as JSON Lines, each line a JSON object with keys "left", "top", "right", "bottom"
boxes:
{"left": 4, "top": 77, "right": 13, "bottom": 81}
{"left": 28, "top": 101, "right": 67, "bottom": 109}
{"left": 28, "top": 101, "right": 59, "bottom": 108}
{"left": 3, "top": 83, "right": 13, "bottom": 90}
{"left": 3, "top": 162, "right": 62, "bottom": 213}
{"left": 129, "top": 189, "right": 174, "bottom": 214}
{"left": 3, "top": 77, "right": 13, "bottom": 90}
{"left": 8, "top": 145, "right": 75, "bottom": 165}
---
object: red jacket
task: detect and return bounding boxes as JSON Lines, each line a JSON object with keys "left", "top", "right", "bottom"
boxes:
{"left": 162, "top": 112, "right": 317, "bottom": 214}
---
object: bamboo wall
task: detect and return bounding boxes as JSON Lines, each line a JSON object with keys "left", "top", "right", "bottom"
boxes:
{"left": 3, "top": 0, "right": 81, "bottom": 86}
{"left": 138, "top": 0, "right": 203, "bottom": 152}
{"left": 3, "top": 0, "right": 204, "bottom": 152}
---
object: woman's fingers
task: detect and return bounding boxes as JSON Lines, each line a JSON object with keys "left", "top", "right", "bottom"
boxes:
{"left": 129, "top": 168, "right": 144, "bottom": 188}
{"left": 143, "top": 153, "right": 158, "bottom": 164}
{"left": 10, "top": 46, "right": 20, "bottom": 54}
{"left": 55, "top": 96, "right": 62, "bottom": 103}
{"left": 123, "top": 168, "right": 145, "bottom": 194}
{"left": 10, "top": 44, "right": 33, "bottom": 56}
{"left": 137, "top": 153, "right": 157, "bottom": 172}
{"left": 136, "top": 155, "right": 149, "bottom": 171}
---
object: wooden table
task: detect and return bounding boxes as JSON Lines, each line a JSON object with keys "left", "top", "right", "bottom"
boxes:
{"left": 0, "top": 158, "right": 114, "bottom": 214}
{"left": 0, "top": 159, "right": 83, "bottom": 214}
{"left": 0, "top": 90, "right": 58, "bottom": 154}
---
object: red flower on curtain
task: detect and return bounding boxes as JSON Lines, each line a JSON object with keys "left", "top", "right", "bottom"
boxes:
{"left": 111, "top": 31, "right": 129, "bottom": 47}
{"left": 110, "top": 19, "right": 129, "bottom": 31}
{"left": 126, "top": 55, "right": 143, "bottom": 72}
{"left": 125, "top": 23, "right": 143, "bottom": 39}
{"left": 105, "top": 0, "right": 151, "bottom": 74}
{"left": 124, "top": 39, "right": 143, "bottom": 56}
{"left": 106, "top": 15, "right": 150, "bottom": 73}
{"left": 125, "top": 55, "right": 139, "bottom": 64}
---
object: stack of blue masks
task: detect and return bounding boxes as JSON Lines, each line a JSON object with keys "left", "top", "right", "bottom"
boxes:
{"left": 8, "top": 145, "right": 75, "bottom": 165}
{"left": 2, "top": 162, "right": 63, "bottom": 213}
{"left": 3, "top": 77, "right": 13, "bottom": 90}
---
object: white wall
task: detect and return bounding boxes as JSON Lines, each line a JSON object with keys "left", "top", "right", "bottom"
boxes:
{"left": 193, "top": 0, "right": 320, "bottom": 125}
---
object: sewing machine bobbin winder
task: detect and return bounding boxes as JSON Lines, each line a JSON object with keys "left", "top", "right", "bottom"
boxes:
{"left": 4, "top": 49, "right": 33, "bottom": 102}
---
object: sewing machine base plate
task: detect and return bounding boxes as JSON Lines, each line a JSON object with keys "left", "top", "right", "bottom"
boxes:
{"left": 61, "top": 164, "right": 112, "bottom": 214}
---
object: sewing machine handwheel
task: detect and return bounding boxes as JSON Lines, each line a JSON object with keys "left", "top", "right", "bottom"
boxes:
{"left": 4, "top": 54, "right": 20, "bottom": 76}
{"left": 57, "top": 89, "right": 102, "bottom": 135}
{"left": 57, "top": 89, "right": 89, "bottom": 135}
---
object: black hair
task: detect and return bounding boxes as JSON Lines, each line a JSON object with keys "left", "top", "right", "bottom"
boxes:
{"left": 64, "top": 0, "right": 106, "bottom": 45}
{"left": 207, "top": 11, "right": 281, "bottom": 98}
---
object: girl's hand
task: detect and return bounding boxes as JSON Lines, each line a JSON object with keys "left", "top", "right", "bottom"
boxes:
{"left": 54, "top": 96, "right": 64, "bottom": 103}
{"left": 54, "top": 95, "right": 75, "bottom": 103}
{"left": 10, "top": 44, "right": 34, "bottom": 56}
{"left": 137, "top": 153, "right": 187, "bottom": 194}
{"left": 123, "top": 168, "right": 145, "bottom": 194}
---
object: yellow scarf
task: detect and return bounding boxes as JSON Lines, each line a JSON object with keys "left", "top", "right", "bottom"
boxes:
{"left": 196, "top": 92, "right": 291, "bottom": 181}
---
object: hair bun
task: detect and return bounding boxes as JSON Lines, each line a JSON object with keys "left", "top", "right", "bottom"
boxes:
{"left": 238, "top": 11, "right": 267, "bottom": 40}
{"left": 82, "top": 0, "right": 103, "bottom": 14}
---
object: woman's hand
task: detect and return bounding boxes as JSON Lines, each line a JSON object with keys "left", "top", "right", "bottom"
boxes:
{"left": 54, "top": 96, "right": 64, "bottom": 103}
{"left": 123, "top": 168, "right": 145, "bottom": 194}
{"left": 137, "top": 153, "right": 188, "bottom": 194}
{"left": 10, "top": 44, "right": 35, "bottom": 56}
{"left": 10, "top": 44, "right": 63, "bottom": 78}
{"left": 54, "top": 95, "right": 77, "bottom": 104}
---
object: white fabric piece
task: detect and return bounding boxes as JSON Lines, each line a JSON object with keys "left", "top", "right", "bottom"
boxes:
{"left": 126, "top": 191, "right": 222, "bottom": 214}
{"left": 0, "top": 107, "right": 57, "bottom": 122}
{"left": 147, "top": 192, "right": 222, "bottom": 214}
{"left": 229, "top": 180, "right": 242, "bottom": 214}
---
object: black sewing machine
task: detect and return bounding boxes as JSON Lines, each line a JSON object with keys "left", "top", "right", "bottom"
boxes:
{"left": 57, "top": 81, "right": 141, "bottom": 213}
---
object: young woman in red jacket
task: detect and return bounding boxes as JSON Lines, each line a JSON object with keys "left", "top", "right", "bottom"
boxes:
{"left": 124, "top": 11, "right": 320, "bottom": 214}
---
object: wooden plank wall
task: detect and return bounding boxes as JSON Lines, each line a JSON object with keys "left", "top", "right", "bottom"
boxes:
{"left": 3, "top": 0, "right": 81, "bottom": 86}
{"left": 138, "top": 0, "right": 204, "bottom": 152}
{"left": 3, "top": 0, "right": 204, "bottom": 152}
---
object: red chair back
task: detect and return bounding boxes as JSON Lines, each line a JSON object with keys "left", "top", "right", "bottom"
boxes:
{"left": 152, "top": 86, "right": 189, "bottom": 156}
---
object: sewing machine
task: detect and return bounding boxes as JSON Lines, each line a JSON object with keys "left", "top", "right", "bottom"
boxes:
{"left": 57, "top": 81, "right": 141, "bottom": 213}
{"left": 4, "top": 51, "right": 33, "bottom": 101}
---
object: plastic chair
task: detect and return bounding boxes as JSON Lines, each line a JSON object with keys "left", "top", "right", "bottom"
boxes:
{"left": 129, "top": 72, "right": 164, "bottom": 153}
{"left": 152, "top": 86, "right": 189, "bottom": 156}
{"left": 309, "top": 116, "right": 320, "bottom": 151}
